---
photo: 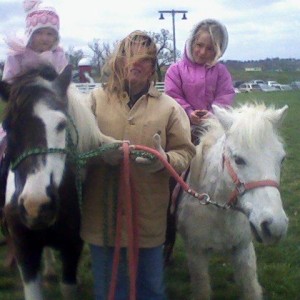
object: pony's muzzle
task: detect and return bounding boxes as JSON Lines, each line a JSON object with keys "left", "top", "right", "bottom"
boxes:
{"left": 19, "top": 194, "right": 58, "bottom": 229}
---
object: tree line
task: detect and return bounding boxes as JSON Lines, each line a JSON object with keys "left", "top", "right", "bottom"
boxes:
{"left": 1, "top": 29, "right": 299, "bottom": 81}
{"left": 67, "top": 29, "right": 178, "bottom": 82}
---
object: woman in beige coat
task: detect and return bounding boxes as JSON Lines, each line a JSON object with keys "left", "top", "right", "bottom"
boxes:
{"left": 81, "top": 31, "right": 195, "bottom": 300}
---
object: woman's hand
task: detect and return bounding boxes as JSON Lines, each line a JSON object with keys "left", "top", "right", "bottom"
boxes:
{"left": 190, "top": 109, "right": 209, "bottom": 125}
{"left": 133, "top": 133, "right": 167, "bottom": 173}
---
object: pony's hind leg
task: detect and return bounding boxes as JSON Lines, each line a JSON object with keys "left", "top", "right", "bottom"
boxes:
{"left": 186, "top": 247, "right": 211, "bottom": 300}
{"left": 231, "top": 242, "right": 263, "bottom": 300}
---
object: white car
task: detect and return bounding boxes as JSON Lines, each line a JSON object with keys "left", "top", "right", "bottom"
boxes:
{"left": 249, "top": 79, "right": 266, "bottom": 85}
{"left": 238, "top": 83, "right": 261, "bottom": 93}
{"left": 290, "top": 81, "right": 300, "bottom": 90}
{"left": 267, "top": 80, "right": 280, "bottom": 87}
{"left": 273, "top": 84, "right": 293, "bottom": 91}
{"left": 258, "top": 84, "right": 278, "bottom": 92}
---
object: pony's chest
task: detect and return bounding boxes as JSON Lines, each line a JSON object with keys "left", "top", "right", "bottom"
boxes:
{"left": 178, "top": 198, "right": 251, "bottom": 251}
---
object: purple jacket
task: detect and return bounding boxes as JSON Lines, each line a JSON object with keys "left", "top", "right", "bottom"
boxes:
{"left": 164, "top": 50, "right": 235, "bottom": 117}
{"left": 3, "top": 46, "right": 68, "bottom": 82}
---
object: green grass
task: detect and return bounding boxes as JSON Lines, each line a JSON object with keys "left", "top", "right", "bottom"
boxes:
{"left": 0, "top": 90, "right": 300, "bottom": 299}
{"left": 228, "top": 69, "right": 300, "bottom": 84}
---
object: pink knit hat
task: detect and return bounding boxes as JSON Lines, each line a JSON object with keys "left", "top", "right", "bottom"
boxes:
{"left": 23, "top": 0, "right": 60, "bottom": 47}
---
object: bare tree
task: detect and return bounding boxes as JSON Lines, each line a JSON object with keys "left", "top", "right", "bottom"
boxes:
{"left": 86, "top": 30, "right": 180, "bottom": 82}
{"left": 148, "top": 29, "right": 181, "bottom": 81}
{"left": 66, "top": 46, "right": 84, "bottom": 69}
{"left": 88, "top": 39, "right": 112, "bottom": 76}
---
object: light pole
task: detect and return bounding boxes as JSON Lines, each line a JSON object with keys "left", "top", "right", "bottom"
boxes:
{"left": 158, "top": 10, "right": 188, "bottom": 62}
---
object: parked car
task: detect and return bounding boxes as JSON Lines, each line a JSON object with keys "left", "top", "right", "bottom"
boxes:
{"left": 290, "top": 81, "right": 300, "bottom": 90}
{"left": 267, "top": 80, "right": 280, "bottom": 87}
{"left": 258, "top": 84, "right": 278, "bottom": 92}
{"left": 249, "top": 79, "right": 266, "bottom": 85}
{"left": 272, "top": 84, "right": 293, "bottom": 91}
{"left": 233, "top": 80, "right": 245, "bottom": 88}
{"left": 238, "top": 83, "right": 261, "bottom": 93}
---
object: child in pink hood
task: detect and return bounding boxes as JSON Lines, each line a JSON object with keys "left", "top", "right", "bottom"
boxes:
{"left": 164, "top": 19, "right": 235, "bottom": 129}
{"left": 2, "top": 0, "right": 68, "bottom": 82}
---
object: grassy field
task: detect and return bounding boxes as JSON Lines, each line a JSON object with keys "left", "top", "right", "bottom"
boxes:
{"left": 227, "top": 69, "right": 300, "bottom": 85}
{"left": 0, "top": 90, "right": 300, "bottom": 299}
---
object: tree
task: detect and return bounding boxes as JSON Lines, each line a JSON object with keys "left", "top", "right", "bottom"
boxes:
{"left": 88, "top": 39, "right": 112, "bottom": 77}
{"left": 86, "top": 29, "right": 180, "bottom": 82}
{"left": 148, "top": 29, "right": 180, "bottom": 81}
{"left": 66, "top": 46, "right": 84, "bottom": 69}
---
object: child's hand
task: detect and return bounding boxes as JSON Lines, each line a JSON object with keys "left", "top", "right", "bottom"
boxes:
{"left": 190, "top": 110, "right": 209, "bottom": 125}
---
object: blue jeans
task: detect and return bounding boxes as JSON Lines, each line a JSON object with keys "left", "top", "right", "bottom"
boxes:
{"left": 89, "top": 244, "right": 167, "bottom": 300}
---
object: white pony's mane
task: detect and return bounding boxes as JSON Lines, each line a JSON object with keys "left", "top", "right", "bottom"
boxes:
{"left": 201, "top": 103, "right": 283, "bottom": 151}
{"left": 66, "top": 84, "right": 104, "bottom": 152}
{"left": 189, "top": 103, "right": 285, "bottom": 188}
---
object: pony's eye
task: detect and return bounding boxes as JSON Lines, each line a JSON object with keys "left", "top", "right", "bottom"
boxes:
{"left": 281, "top": 156, "right": 286, "bottom": 165}
{"left": 56, "top": 120, "right": 67, "bottom": 132}
{"left": 234, "top": 156, "right": 246, "bottom": 166}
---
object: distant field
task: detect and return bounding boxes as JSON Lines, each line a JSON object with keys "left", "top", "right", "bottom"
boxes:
{"left": 228, "top": 69, "right": 300, "bottom": 84}
{"left": 0, "top": 90, "right": 299, "bottom": 299}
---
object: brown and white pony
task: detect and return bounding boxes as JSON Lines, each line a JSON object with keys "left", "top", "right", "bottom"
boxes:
{"left": 0, "top": 64, "right": 115, "bottom": 300}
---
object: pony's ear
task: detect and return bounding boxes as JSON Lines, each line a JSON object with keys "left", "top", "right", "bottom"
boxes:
{"left": 212, "top": 104, "right": 234, "bottom": 131}
{"left": 52, "top": 64, "right": 73, "bottom": 97}
{"left": 269, "top": 105, "right": 288, "bottom": 128}
{"left": 0, "top": 81, "right": 11, "bottom": 102}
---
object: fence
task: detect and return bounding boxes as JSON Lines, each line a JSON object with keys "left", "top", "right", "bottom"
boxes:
{"left": 75, "top": 82, "right": 165, "bottom": 94}
{"left": 74, "top": 83, "right": 101, "bottom": 93}
{"left": 155, "top": 82, "right": 165, "bottom": 92}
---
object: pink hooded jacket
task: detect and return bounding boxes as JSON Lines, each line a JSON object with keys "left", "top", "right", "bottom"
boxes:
{"left": 164, "top": 19, "right": 235, "bottom": 117}
{"left": 2, "top": 46, "right": 68, "bottom": 83}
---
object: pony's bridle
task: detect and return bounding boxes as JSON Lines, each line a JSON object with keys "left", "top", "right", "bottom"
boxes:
{"left": 10, "top": 115, "right": 78, "bottom": 171}
{"left": 223, "top": 154, "right": 280, "bottom": 207}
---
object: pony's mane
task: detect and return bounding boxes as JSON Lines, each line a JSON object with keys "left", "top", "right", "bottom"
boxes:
{"left": 228, "top": 103, "right": 283, "bottom": 149}
{"left": 189, "top": 103, "right": 284, "bottom": 189}
{"left": 3, "top": 65, "right": 62, "bottom": 130}
{"left": 3, "top": 64, "right": 104, "bottom": 153}
{"left": 200, "top": 103, "right": 283, "bottom": 150}
{"left": 67, "top": 84, "right": 104, "bottom": 152}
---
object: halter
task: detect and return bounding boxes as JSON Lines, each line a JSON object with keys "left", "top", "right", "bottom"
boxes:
{"left": 223, "top": 154, "right": 280, "bottom": 207}
{"left": 10, "top": 114, "right": 78, "bottom": 171}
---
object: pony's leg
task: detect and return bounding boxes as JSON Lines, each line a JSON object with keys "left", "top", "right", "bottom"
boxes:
{"left": 59, "top": 240, "right": 83, "bottom": 300}
{"left": 231, "top": 242, "right": 263, "bottom": 300}
{"left": 42, "top": 247, "right": 56, "bottom": 280}
{"left": 186, "top": 247, "right": 211, "bottom": 300}
{"left": 17, "top": 245, "right": 44, "bottom": 300}
{"left": 23, "top": 275, "right": 43, "bottom": 300}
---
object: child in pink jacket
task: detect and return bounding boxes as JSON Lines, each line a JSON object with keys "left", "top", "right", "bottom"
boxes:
{"left": 164, "top": 19, "right": 235, "bottom": 128}
{"left": 2, "top": 0, "right": 68, "bottom": 83}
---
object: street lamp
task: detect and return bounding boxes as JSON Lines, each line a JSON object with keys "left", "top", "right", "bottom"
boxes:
{"left": 158, "top": 10, "right": 188, "bottom": 62}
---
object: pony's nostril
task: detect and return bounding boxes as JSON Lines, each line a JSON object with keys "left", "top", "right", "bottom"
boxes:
{"left": 19, "top": 197, "right": 24, "bottom": 205}
{"left": 261, "top": 220, "right": 272, "bottom": 238}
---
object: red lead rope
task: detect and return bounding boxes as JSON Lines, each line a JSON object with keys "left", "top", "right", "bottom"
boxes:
{"left": 108, "top": 143, "right": 209, "bottom": 300}
{"left": 108, "top": 143, "right": 139, "bottom": 300}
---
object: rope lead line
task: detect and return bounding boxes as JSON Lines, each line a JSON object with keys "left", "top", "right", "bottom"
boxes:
{"left": 11, "top": 139, "right": 211, "bottom": 300}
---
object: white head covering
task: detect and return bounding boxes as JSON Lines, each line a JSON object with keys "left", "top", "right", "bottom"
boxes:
{"left": 186, "top": 19, "right": 228, "bottom": 65}
{"left": 24, "top": 0, "right": 60, "bottom": 48}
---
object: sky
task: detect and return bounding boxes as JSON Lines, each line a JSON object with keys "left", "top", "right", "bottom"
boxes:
{"left": 0, "top": 0, "right": 300, "bottom": 62}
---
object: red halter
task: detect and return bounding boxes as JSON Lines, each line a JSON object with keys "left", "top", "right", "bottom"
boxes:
{"left": 223, "top": 154, "right": 280, "bottom": 207}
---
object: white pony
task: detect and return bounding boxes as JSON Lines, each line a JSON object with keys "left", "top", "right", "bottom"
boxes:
{"left": 177, "top": 103, "right": 289, "bottom": 300}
